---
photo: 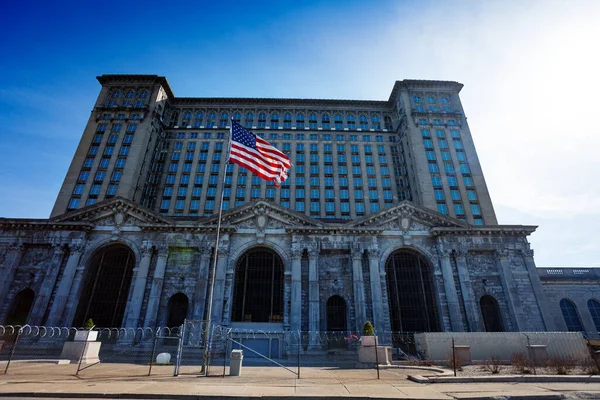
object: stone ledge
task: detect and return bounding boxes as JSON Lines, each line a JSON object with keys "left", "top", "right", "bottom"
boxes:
{"left": 409, "top": 373, "right": 600, "bottom": 384}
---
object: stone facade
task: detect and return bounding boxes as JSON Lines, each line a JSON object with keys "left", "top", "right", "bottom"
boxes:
{"left": 2, "top": 196, "right": 589, "bottom": 358}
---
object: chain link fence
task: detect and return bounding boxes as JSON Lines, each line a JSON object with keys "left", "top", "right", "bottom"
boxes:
{"left": 0, "top": 324, "right": 593, "bottom": 379}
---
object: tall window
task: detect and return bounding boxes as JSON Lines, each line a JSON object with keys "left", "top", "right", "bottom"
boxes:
{"left": 587, "top": 299, "right": 600, "bottom": 332}
{"left": 560, "top": 299, "right": 584, "bottom": 332}
{"left": 231, "top": 248, "right": 283, "bottom": 323}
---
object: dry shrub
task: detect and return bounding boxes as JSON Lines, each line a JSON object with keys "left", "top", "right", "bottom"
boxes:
{"left": 545, "top": 356, "right": 576, "bottom": 375}
{"left": 483, "top": 355, "right": 503, "bottom": 374}
{"left": 580, "top": 356, "right": 600, "bottom": 375}
{"left": 445, "top": 353, "right": 462, "bottom": 371}
{"left": 406, "top": 357, "right": 434, "bottom": 367}
{"left": 511, "top": 352, "right": 531, "bottom": 374}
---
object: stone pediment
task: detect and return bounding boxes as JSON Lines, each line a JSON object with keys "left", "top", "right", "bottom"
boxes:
{"left": 51, "top": 197, "right": 171, "bottom": 227}
{"left": 204, "top": 200, "right": 324, "bottom": 231}
{"left": 346, "top": 201, "right": 467, "bottom": 232}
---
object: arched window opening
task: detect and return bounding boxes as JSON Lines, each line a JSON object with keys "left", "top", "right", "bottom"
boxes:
{"left": 588, "top": 299, "right": 600, "bottom": 332}
{"left": 73, "top": 245, "right": 135, "bottom": 328}
{"left": 167, "top": 293, "right": 189, "bottom": 328}
{"left": 386, "top": 249, "right": 439, "bottom": 341}
{"left": 231, "top": 248, "right": 283, "bottom": 323}
{"left": 560, "top": 299, "right": 584, "bottom": 332}
{"left": 480, "top": 295, "right": 503, "bottom": 332}
{"left": 5, "top": 288, "right": 35, "bottom": 326}
{"left": 326, "top": 295, "right": 347, "bottom": 349}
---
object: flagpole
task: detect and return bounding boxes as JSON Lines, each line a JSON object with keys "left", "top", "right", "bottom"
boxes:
{"left": 200, "top": 122, "right": 232, "bottom": 375}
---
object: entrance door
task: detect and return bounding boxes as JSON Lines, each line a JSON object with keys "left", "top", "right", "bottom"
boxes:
{"left": 326, "top": 295, "right": 347, "bottom": 349}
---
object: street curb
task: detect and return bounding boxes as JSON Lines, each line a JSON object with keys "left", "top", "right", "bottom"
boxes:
{"left": 409, "top": 373, "right": 600, "bottom": 384}
{"left": 0, "top": 394, "right": 568, "bottom": 400}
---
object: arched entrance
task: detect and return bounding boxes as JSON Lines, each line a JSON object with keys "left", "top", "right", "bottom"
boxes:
{"left": 73, "top": 244, "right": 135, "bottom": 328}
{"left": 231, "top": 247, "right": 284, "bottom": 323}
{"left": 385, "top": 249, "right": 439, "bottom": 347}
{"left": 5, "top": 288, "right": 35, "bottom": 326}
{"left": 167, "top": 293, "right": 189, "bottom": 328}
{"left": 480, "top": 295, "right": 503, "bottom": 332}
{"left": 326, "top": 295, "right": 347, "bottom": 349}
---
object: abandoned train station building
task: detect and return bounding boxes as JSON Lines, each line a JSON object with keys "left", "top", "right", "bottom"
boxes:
{"left": 0, "top": 75, "right": 598, "bottom": 355}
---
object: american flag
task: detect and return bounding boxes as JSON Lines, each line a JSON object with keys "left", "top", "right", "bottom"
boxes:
{"left": 229, "top": 121, "right": 291, "bottom": 187}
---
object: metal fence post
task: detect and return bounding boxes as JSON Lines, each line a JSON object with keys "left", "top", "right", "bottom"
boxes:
{"left": 297, "top": 330, "right": 301, "bottom": 379}
{"left": 523, "top": 333, "right": 537, "bottom": 375}
{"left": 148, "top": 328, "right": 159, "bottom": 376}
{"left": 4, "top": 327, "right": 23, "bottom": 375}
{"left": 222, "top": 329, "right": 230, "bottom": 378}
{"left": 452, "top": 336, "right": 457, "bottom": 377}
{"left": 374, "top": 330, "right": 380, "bottom": 379}
{"left": 173, "top": 321, "right": 185, "bottom": 377}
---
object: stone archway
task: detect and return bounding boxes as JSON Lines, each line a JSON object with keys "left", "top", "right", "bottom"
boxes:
{"left": 326, "top": 295, "right": 347, "bottom": 349}
{"left": 167, "top": 293, "right": 189, "bottom": 328}
{"left": 385, "top": 249, "right": 440, "bottom": 347}
{"left": 231, "top": 247, "right": 284, "bottom": 323}
{"left": 73, "top": 244, "right": 135, "bottom": 328}
{"left": 480, "top": 295, "right": 504, "bottom": 332}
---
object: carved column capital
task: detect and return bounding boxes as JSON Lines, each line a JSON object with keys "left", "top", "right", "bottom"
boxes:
{"left": 495, "top": 249, "right": 510, "bottom": 260}
{"left": 68, "top": 239, "right": 85, "bottom": 254}
{"left": 521, "top": 249, "right": 534, "bottom": 258}
{"left": 9, "top": 242, "right": 25, "bottom": 252}
{"left": 368, "top": 248, "right": 380, "bottom": 260}
{"left": 141, "top": 240, "right": 153, "bottom": 257}
{"left": 157, "top": 244, "right": 169, "bottom": 257}
{"left": 351, "top": 249, "right": 363, "bottom": 261}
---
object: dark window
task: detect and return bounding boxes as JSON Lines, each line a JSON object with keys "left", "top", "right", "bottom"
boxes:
{"left": 588, "top": 299, "right": 600, "bottom": 332}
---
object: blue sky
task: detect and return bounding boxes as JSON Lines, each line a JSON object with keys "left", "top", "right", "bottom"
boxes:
{"left": 1, "top": 0, "right": 599, "bottom": 267}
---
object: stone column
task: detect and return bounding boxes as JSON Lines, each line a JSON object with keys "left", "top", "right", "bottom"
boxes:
{"left": 368, "top": 248, "right": 385, "bottom": 334}
{"left": 351, "top": 247, "right": 366, "bottom": 332}
{"left": 496, "top": 250, "right": 527, "bottom": 331}
{"left": 61, "top": 264, "right": 87, "bottom": 327}
{"left": 308, "top": 248, "right": 320, "bottom": 348}
{"left": 143, "top": 245, "right": 169, "bottom": 327}
{"left": 290, "top": 250, "right": 302, "bottom": 332}
{"left": 192, "top": 247, "right": 212, "bottom": 321}
{"left": 0, "top": 243, "right": 25, "bottom": 306}
{"left": 521, "top": 249, "right": 557, "bottom": 331}
{"left": 210, "top": 245, "right": 229, "bottom": 325}
{"left": 28, "top": 244, "right": 66, "bottom": 326}
{"left": 439, "top": 249, "right": 464, "bottom": 332}
{"left": 453, "top": 250, "right": 479, "bottom": 331}
{"left": 46, "top": 241, "right": 84, "bottom": 326}
{"left": 123, "top": 241, "right": 153, "bottom": 328}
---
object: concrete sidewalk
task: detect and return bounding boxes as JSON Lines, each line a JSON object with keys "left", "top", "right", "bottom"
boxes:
{"left": 0, "top": 363, "right": 598, "bottom": 399}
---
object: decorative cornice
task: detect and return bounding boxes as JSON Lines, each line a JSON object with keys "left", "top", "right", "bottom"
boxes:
{"left": 0, "top": 219, "right": 92, "bottom": 232}
{"left": 431, "top": 225, "right": 538, "bottom": 236}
